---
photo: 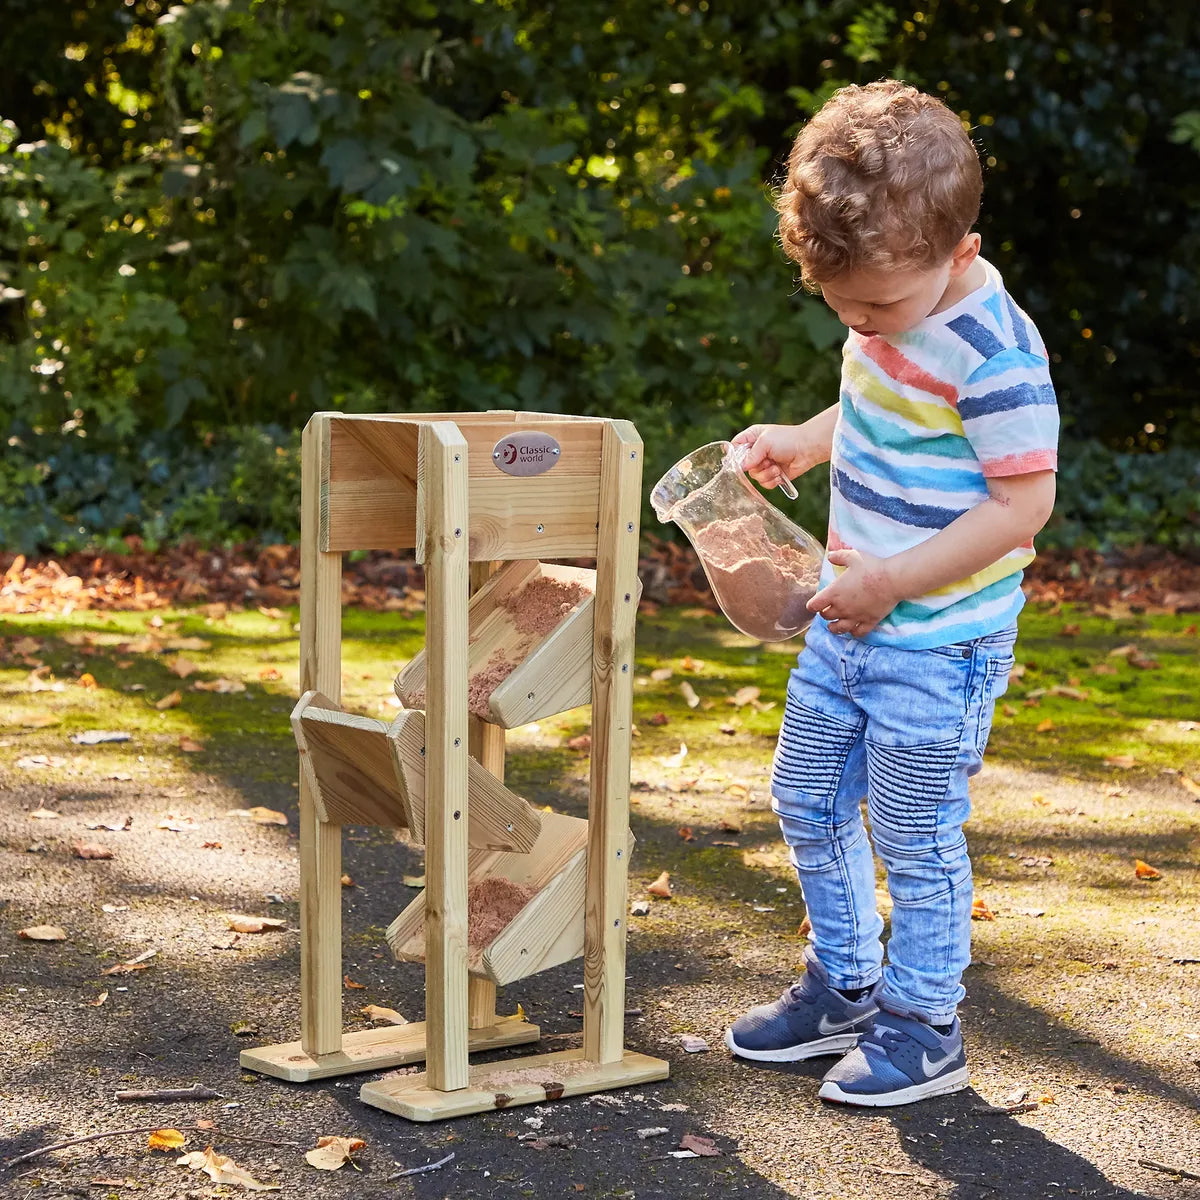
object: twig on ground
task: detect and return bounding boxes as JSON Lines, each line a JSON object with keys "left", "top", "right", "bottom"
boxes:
{"left": 1138, "top": 1158, "right": 1200, "bottom": 1182}
{"left": 387, "top": 1151, "right": 455, "bottom": 1179}
{"left": 7, "top": 1128, "right": 171, "bottom": 1168}
{"left": 115, "top": 1085, "right": 222, "bottom": 1103}
{"left": 6, "top": 1123, "right": 302, "bottom": 1168}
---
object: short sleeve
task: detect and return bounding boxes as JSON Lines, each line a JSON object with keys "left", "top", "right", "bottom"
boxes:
{"left": 957, "top": 347, "right": 1059, "bottom": 478}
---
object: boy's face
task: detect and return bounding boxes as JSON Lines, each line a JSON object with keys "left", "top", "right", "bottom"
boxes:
{"left": 816, "top": 234, "right": 981, "bottom": 338}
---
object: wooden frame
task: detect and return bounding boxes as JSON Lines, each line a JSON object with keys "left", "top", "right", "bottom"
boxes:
{"left": 241, "top": 411, "right": 668, "bottom": 1112}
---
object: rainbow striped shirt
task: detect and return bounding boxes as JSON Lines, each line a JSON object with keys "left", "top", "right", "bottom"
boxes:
{"left": 826, "top": 257, "right": 1059, "bottom": 649}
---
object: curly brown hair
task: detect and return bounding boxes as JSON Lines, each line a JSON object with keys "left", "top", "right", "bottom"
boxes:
{"left": 777, "top": 80, "right": 982, "bottom": 287}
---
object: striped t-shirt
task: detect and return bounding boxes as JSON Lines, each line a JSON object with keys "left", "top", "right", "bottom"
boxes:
{"left": 825, "top": 257, "right": 1059, "bottom": 649}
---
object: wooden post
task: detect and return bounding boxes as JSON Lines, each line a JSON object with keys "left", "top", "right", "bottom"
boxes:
{"left": 420, "top": 422, "right": 471, "bottom": 1092}
{"left": 467, "top": 560, "right": 504, "bottom": 1030}
{"left": 583, "top": 420, "right": 643, "bottom": 1064}
{"left": 298, "top": 415, "right": 344, "bottom": 1057}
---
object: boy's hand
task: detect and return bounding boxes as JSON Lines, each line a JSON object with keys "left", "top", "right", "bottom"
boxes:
{"left": 732, "top": 424, "right": 812, "bottom": 492}
{"left": 806, "top": 548, "right": 899, "bottom": 636}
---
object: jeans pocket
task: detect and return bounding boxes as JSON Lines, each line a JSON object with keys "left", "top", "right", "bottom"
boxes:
{"left": 974, "top": 653, "right": 1015, "bottom": 756}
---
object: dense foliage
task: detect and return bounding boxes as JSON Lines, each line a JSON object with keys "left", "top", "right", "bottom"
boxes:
{"left": 1, "top": 0, "right": 1197, "bottom": 554}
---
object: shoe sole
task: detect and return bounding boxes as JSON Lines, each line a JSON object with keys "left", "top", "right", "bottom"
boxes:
{"left": 817, "top": 1066, "right": 970, "bottom": 1107}
{"left": 724, "top": 1026, "right": 861, "bottom": 1063}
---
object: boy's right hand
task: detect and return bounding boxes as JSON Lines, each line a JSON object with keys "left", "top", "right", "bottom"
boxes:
{"left": 732, "top": 424, "right": 812, "bottom": 491}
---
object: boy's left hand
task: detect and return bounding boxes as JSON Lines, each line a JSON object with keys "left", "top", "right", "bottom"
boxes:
{"left": 806, "top": 548, "right": 898, "bottom": 636}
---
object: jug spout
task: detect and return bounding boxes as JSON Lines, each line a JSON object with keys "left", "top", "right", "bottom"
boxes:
{"left": 651, "top": 441, "right": 824, "bottom": 643}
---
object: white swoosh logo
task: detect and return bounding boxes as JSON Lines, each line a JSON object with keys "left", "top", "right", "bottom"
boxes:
{"left": 816, "top": 1014, "right": 857, "bottom": 1035}
{"left": 920, "top": 1050, "right": 957, "bottom": 1075}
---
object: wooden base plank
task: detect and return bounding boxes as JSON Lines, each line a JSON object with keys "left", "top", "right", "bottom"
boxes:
{"left": 358, "top": 1048, "right": 669, "bottom": 1121}
{"left": 238, "top": 1019, "right": 540, "bottom": 1083}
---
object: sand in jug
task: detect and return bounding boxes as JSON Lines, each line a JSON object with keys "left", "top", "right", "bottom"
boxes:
{"left": 651, "top": 442, "right": 824, "bottom": 642}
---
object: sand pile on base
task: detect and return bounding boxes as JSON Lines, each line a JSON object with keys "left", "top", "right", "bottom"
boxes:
{"left": 691, "top": 512, "right": 820, "bottom": 641}
{"left": 467, "top": 875, "right": 537, "bottom": 954}
{"left": 500, "top": 575, "right": 591, "bottom": 637}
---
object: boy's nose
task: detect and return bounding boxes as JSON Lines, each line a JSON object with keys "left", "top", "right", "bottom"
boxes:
{"left": 836, "top": 307, "right": 868, "bottom": 328}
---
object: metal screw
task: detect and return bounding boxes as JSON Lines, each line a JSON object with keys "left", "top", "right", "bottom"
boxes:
{"left": 626, "top": 522, "right": 634, "bottom": 532}
{"left": 621, "top": 663, "right": 629, "bottom": 673}
{"left": 624, "top": 592, "right": 631, "bottom": 602}
{"left": 454, "top": 528, "right": 462, "bottom": 538}
{"left": 453, "top": 737, "right": 461, "bottom": 747}
{"left": 552, "top": 448, "right": 560, "bottom": 455}
{"left": 506, "top": 823, "right": 513, "bottom": 832}
{"left": 613, "top": 918, "right": 620, "bottom": 928}
{"left": 629, "top": 450, "right": 636, "bottom": 459}
{"left": 453, "top": 810, "right": 461, "bottom": 820}
{"left": 493, "top": 450, "right": 500, "bottom": 459}
{"left": 536, "top": 524, "right": 544, "bottom": 533}
{"left": 454, "top": 453, "right": 461, "bottom": 462}
{"left": 527, "top": 691, "right": 535, "bottom": 700}
{"left": 616, "top": 848, "right": 622, "bottom": 859}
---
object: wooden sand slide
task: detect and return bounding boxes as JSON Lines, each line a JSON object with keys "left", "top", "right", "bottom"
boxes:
{"left": 239, "top": 412, "right": 668, "bottom": 1119}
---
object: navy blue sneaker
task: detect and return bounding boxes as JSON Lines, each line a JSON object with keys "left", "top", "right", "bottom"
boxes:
{"left": 818, "top": 1010, "right": 969, "bottom": 1106}
{"left": 725, "top": 946, "right": 880, "bottom": 1063}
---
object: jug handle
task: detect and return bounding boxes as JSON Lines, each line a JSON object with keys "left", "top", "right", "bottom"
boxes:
{"left": 728, "top": 443, "right": 799, "bottom": 501}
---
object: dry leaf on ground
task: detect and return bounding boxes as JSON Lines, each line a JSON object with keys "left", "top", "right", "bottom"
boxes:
{"left": 343, "top": 975, "right": 367, "bottom": 989}
{"left": 29, "top": 807, "right": 60, "bottom": 820}
{"left": 227, "top": 806, "right": 288, "bottom": 826}
{"left": 306, "top": 1136, "right": 366, "bottom": 1172}
{"left": 647, "top": 712, "right": 669, "bottom": 726}
{"left": 73, "top": 843, "right": 114, "bottom": 860}
{"left": 168, "top": 657, "right": 198, "bottom": 678}
{"left": 177, "top": 1147, "right": 279, "bottom": 1190}
{"left": 1134, "top": 859, "right": 1162, "bottom": 879}
{"left": 647, "top": 870, "right": 672, "bottom": 899}
{"left": 178, "top": 736, "right": 205, "bottom": 753}
{"left": 650, "top": 667, "right": 674, "bottom": 682}
{"left": 224, "top": 915, "right": 287, "bottom": 933}
{"left": 158, "top": 814, "right": 196, "bottom": 831}
{"left": 155, "top": 690, "right": 182, "bottom": 710}
{"left": 149, "top": 1129, "right": 187, "bottom": 1152}
{"left": 194, "top": 677, "right": 247, "bottom": 693}
{"left": 566, "top": 734, "right": 591, "bottom": 751}
{"left": 971, "top": 897, "right": 996, "bottom": 921}
{"left": 680, "top": 681, "right": 699, "bottom": 708}
{"left": 660, "top": 743, "right": 688, "bottom": 768}
{"left": 18, "top": 925, "right": 67, "bottom": 941}
{"left": 679, "top": 1133, "right": 721, "bottom": 1157}
{"left": 1103, "top": 754, "right": 1137, "bottom": 769}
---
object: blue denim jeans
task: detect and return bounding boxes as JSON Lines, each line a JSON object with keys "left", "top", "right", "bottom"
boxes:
{"left": 770, "top": 615, "right": 1016, "bottom": 1025}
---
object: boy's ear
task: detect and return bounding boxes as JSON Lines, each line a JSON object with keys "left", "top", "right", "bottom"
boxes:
{"left": 949, "top": 233, "right": 982, "bottom": 278}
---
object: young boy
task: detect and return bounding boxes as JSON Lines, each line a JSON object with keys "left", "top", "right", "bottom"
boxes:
{"left": 725, "top": 80, "right": 1058, "bottom": 1106}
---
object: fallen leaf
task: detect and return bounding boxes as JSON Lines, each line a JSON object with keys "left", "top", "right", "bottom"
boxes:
{"left": 227, "top": 806, "right": 288, "bottom": 826}
{"left": 29, "top": 807, "right": 60, "bottom": 820}
{"left": 1036, "top": 718, "right": 1055, "bottom": 733}
{"left": 680, "top": 1034, "right": 709, "bottom": 1053}
{"left": 1031, "top": 794, "right": 1051, "bottom": 807}
{"left": 100, "top": 961, "right": 150, "bottom": 976}
{"left": 203, "top": 841, "right": 222, "bottom": 849}
{"left": 649, "top": 667, "right": 673, "bottom": 682}
{"left": 87, "top": 991, "right": 109, "bottom": 1007}
{"left": 14, "top": 712, "right": 60, "bottom": 728}
{"left": 178, "top": 736, "right": 205, "bottom": 753}
{"left": 341, "top": 874, "right": 354, "bottom": 887}
{"left": 224, "top": 914, "right": 287, "bottom": 933}
{"left": 726, "top": 783, "right": 749, "bottom": 801}
{"left": 647, "top": 712, "right": 669, "bottom": 726}
{"left": 78, "top": 672, "right": 98, "bottom": 689}
{"left": 70, "top": 729, "right": 132, "bottom": 745}
{"left": 1134, "top": 859, "right": 1162, "bottom": 880}
{"left": 230, "top": 1020, "right": 259, "bottom": 1036}
{"left": 362, "top": 1004, "right": 407, "bottom": 1025}
{"left": 306, "top": 1136, "right": 366, "bottom": 1171}
{"left": 343, "top": 974, "right": 367, "bottom": 989}
{"left": 680, "top": 681, "right": 699, "bottom": 709}
{"left": 176, "top": 1146, "right": 279, "bottom": 1190}
{"left": 403, "top": 874, "right": 426, "bottom": 888}
{"left": 165, "top": 636, "right": 212, "bottom": 651}
{"left": 158, "top": 814, "right": 196, "bottom": 831}
{"left": 259, "top": 667, "right": 282, "bottom": 682}
{"left": 1108, "top": 643, "right": 1139, "bottom": 658}
{"left": 1104, "top": 754, "right": 1137, "bottom": 769}
{"left": 73, "top": 842, "right": 114, "bottom": 860}
{"left": 660, "top": 742, "right": 688, "bottom": 768}
{"left": 17, "top": 754, "right": 67, "bottom": 768}
{"left": 971, "top": 897, "right": 996, "bottom": 921}
{"left": 717, "top": 818, "right": 741, "bottom": 834}
{"left": 1091, "top": 662, "right": 1118, "bottom": 675}
{"left": 647, "top": 870, "right": 672, "bottom": 899}
{"left": 86, "top": 816, "right": 132, "bottom": 831}
{"left": 18, "top": 925, "right": 68, "bottom": 941}
{"left": 168, "top": 657, "right": 198, "bottom": 678}
{"left": 729, "top": 686, "right": 761, "bottom": 707}
{"left": 149, "top": 1128, "right": 187, "bottom": 1152}
{"left": 1060, "top": 623, "right": 1080, "bottom": 636}
{"left": 678, "top": 1133, "right": 721, "bottom": 1157}
{"left": 566, "top": 734, "right": 591, "bottom": 751}
{"left": 797, "top": 915, "right": 813, "bottom": 938}
{"left": 193, "top": 677, "right": 247, "bottom": 693}
{"left": 156, "top": 690, "right": 183, "bottom": 711}
{"left": 1047, "top": 685, "right": 1089, "bottom": 701}
{"left": 1179, "top": 775, "right": 1200, "bottom": 799}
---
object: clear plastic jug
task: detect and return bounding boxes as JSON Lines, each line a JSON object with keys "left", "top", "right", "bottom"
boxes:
{"left": 650, "top": 441, "right": 825, "bottom": 642}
